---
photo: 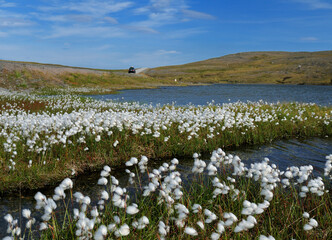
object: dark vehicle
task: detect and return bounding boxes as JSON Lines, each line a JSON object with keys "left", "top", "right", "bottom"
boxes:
{"left": 128, "top": 66, "right": 136, "bottom": 73}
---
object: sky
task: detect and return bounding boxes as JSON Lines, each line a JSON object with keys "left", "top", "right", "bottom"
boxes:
{"left": 0, "top": 0, "right": 332, "bottom": 69}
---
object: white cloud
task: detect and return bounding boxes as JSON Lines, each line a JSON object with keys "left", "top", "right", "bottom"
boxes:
{"left": 103, "top": 16, "right": 118, "bottom": 24}
{"left": 164, "top": 28, "right": 207, "bottom": 39}
{"left": 300, "top": 36, "right": 319, "bottom": 41}
{"left": 36, "top": 13, "right": 94, "bottom": 23}
{"left": 95, "top": 44, "right": 112, "bottom": 50}
{"left": 39, "top": 0, "right": 134, "bottom": 16}
{"left": 44, "top": 25, "right": 125, "bottom": 39}
{"left": 0, "top": 18, "right": 34, "bottom": 27}
{"left": 120, "top": 49, "right": 183, "bottom": 68}
{"left": 133, "top": 0, "right": 214, "bottom": 29}
{"left": 292, "top": 0, "right": 332, "bottom": 9}
{"left": 0, "top": 0, "right": 16, "bottom": 8}
{"left": 156, "top": 50, "right": 180, "bottom": 55}
{"left": 182, "top": 9, "right": 216, "bottom": 20}
{"left": 0, "top": 43, "right": 19, "bottom": 51}
{"left": 32, "top": 1, "right": 134, "bottom": 38}
{"left": 0, "top": 31, "right": 8, "bottom": 37}
{"left": 124, "top": 25, "right": 159, "bottom": 34}
{"left": 66, "top": 1, "right": 133, "bottom": 15}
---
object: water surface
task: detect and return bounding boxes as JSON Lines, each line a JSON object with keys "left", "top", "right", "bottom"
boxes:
{"left": 90, "top": 84, "right": 332, "bottom": 106}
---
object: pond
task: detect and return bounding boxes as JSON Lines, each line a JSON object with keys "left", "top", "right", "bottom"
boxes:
{"left": 1, "top": 137, "right": 331, "bottom": 237}
{"left": 90, "top": 84, "right": 332, "bottom": 106}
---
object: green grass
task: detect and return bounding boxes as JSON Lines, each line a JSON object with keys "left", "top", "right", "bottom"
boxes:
{"left": 0, "top": 94, "right": 331, "bottom": 193}
{"left": 146, "top": 51, "right": 332, "bottom": 85}
{"left": 8, "top": 153, "right": 332, "bottom": 239}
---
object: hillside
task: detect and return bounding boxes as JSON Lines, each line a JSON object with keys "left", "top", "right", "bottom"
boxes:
{"left": 0, "top": 60, "right": 168, "bottom": 93}
{"left": 1, "top": 51, "right": 331, "bottom": 93}
{"left": 147, "top": 51, "right": 332, "bottom": 85}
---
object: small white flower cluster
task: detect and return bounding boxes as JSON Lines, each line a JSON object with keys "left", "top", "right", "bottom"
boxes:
{"left": 210, "top": 221, "right": 225, "bottom": 240}
{"left": 241, "top": 200, "right": 270, "bottom": 215}
{"left": 132, "top": 216, "right": 149, "bottom": 230}
{"left": 324, "top": 154, "right": 332, "bottom": 179}
{"left": 184, "top": 226, "right": 198, "bottom": 236}
{"left": 234, "top": 215, "right": 257, "bottom": 233}
{"left": 4, "top": 214, "right": 21, "bottom": 238}
{"left": 192, "top": 203, "right": 202, "bottom": 213}
{"left": 204, "top": 209, "right": 218, "bottom": 224}
{"left": 97, "top": 165, "right": 111, "bottom": 186}
{"left": 300, "top": 177, "right": 326, "bottom": 197}
{"left": 49, "top": 87, "right": 112, "bottom": 94}
{"left": 34, "top": 191, "right": 57, "bottom": 230}
{"left": 174, "top": 203, "right": 190, "bottom": 227}
{"left": 192, "top": 153, "right": 206, "bottom": 174}
{"left": 247, "top": 158, "right": 280, "bottom": 201}
{"left": 222, "top": 212, "right": 238, "bottom": 227}
{"left": 22, "top": 209, "right": 35, "bottom": 229}
{"left": 206, "top": 148, "right": 226, "bottom": 175}
{"left": 0, "top": 92, "right": 330, "bottom": 174}
{"left": 158, "top": 221, "right": 169, "bottom": 240}
{"left": 282, "top": 165, "right": 313, "bottom": 187}
{"left": 303, "top": 212, "right": 318, "bottom": 231}
{"left": 212, "top": 177, "right": 231, "bottom": 198}
{"left": 2, "top": 148, "right": 331, "bottom": 239}
{"left": 259, "top": 235, "right": 275, "bottom": 240}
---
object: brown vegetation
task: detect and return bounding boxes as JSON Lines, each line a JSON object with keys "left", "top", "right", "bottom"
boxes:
{"left": 146, "top": 51, "right": 332, "bottom": 85}
{"left": 1, "top": 51, "right": 331, "bottom": 92}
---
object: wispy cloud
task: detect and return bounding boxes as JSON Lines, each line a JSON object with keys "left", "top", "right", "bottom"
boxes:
{"left": 103, "top": 16, "right": 118, "bottom": 25}
{"left": 31, "top": 1, "right": 135, "bottom": 39}
{"left": 292, "top": 0, "right": 332, "bottom": 9}
{"left": 124, "top": 25, "right": 159, "bottom": 34}
{"left": 300, "top": 36, "right": 319, "bottom": 42}
{"left": 0, "top": 43, "right": 20, "bottom": 51}
{"left": 133, "top": 0, "right": 215, "bottom": 30}
{"left": 44, "top": 25, "right": 125, "bottom": 39}
{"left": 38, "top": 14, "right": 93, "bottom": 23}
{"left": 164, "top": 28, "right": 207, "bottom": 39}
{"left": 0, "top": 31, "right": 8, "bottom": 37}
{"left": 156, "top": 50, "right": 180, "bottom": 55}
{"left": 120, "top": 49, "right": 183, "bottom": 67}
{"left": 0, "top": 0, "right": 16, "bottom": 8}
{"left": 0, "top": 7, "right": 35, "bottom": 38}
{"left": 182, "top": 9, "right": 216, "bottom": 20}
{"left": 38, "top": 0, "right": 134, "bottom": 16}
{"left": 95, "top": 44, "right": 112, "bottom": 51}
{"left": 0, "top": 17, "right": 34, "bottom": 27}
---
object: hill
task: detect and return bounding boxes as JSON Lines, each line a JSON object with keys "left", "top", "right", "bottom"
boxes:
{"left": 0, "top": 60, "right": 167, "bottom": 93}
{"left": 147, "top": 51, "right": 332, "bottom": 85}
{"left": 1, "top": 51, "right": 331, "bottom": 93}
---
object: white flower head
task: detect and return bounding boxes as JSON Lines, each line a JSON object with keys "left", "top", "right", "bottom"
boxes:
{"left": 22, "top": 209, "right": 31, "bottom": 219}
{"left": 184, "top": 227, "right": 198, "bottom": 236}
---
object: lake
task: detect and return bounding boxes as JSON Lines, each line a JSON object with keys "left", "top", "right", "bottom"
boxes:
{"left": 90, "top": 84, "right": 332, "bottom": 106}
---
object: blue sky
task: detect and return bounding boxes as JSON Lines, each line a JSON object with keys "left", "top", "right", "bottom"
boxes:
{"left": 0, "top": 0, "right": 332, "bottom": 69}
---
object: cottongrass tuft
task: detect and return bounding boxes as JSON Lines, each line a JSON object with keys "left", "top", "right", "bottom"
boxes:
{"left": 1, "top": 148, "right": 332, "bottom": 239}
